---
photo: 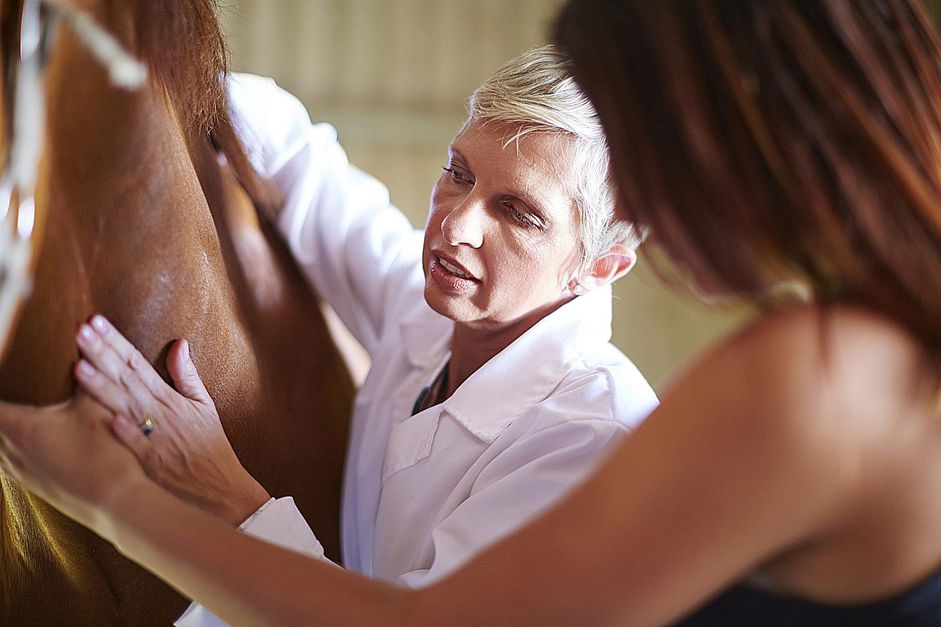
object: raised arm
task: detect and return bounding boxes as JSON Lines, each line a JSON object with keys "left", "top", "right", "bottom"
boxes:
{"left": 228, "top": 74, "right": 424, "bottom": 356}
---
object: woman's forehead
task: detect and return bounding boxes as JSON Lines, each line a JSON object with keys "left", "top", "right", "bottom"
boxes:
{"left": 452, "top": 119, "right": 575, "bottom": 159}
{"left": 450, "top": 121, "right": 580, "bottom": 218}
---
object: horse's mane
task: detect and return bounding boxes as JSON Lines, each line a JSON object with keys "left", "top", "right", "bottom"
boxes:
{"left": 1, "top": 0, "right": 279, "bottom": 212}
{"left": 132, "top": 0, "right": 279, "bottom": 212}
{"left": 133, "top": 1, "right": 226, "bottom": 138}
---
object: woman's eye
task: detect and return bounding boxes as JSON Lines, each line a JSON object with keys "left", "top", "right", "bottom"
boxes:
{"left": 505, "top": 203, "right": 538, "bottom": 228}
{"left": 442, "top": 166, "right": 472, "bottom": 184}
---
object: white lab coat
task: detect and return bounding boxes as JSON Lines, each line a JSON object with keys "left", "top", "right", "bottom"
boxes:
{"left": 177, "top": 74, "right": 658, "bottom": 627}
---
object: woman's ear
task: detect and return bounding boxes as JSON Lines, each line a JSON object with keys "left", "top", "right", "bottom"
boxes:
{"left": 577, "top": 244, "right": 636, "bottom": 292}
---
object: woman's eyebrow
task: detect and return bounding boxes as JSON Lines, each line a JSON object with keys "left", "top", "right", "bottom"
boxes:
{"left": 495, "top": 176, "right": 550, "bottom": 222}
{"left": 452, "top": 145, "right": 551, "bottom": 219}
{"left": 449, "top": 146, "right": 471, "bottom": 168}
{"left": 509, "top": 189, "right": 549, "bottom": 222}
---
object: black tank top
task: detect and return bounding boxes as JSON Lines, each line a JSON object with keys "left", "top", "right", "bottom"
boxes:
{"left": 674, "top": 572, "right": 941, "bottom": 626}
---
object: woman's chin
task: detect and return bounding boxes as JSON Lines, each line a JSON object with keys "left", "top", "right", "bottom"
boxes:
{"left": 423, "top": 284, "right": 459, "bottom": 321}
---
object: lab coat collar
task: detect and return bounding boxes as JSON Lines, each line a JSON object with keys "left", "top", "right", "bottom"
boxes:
{"left": 399, "top": 286, "right": 613, "bottom": 444}
{"left": 400, "top": 301, "right": 452, "bottom": 369}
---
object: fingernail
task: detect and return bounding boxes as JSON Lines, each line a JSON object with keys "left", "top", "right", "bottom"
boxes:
{"left": 77, "top": 360, "right": 96, "bottom": 378}
{"left": 78, "top": 324, "right": 95, "bottom": 343}
{"left": 113, "top": 415, "right": 130, "bottom": 430}
{"left": 91, "top": 315, "right": 108, "bottom": 333}
{"left": 181, "top": 339, "right": 190, "bottom": 361}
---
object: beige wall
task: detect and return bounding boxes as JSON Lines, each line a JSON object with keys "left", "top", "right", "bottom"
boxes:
{"left": 219, "top": 0, "right": 747, "bottom": 390}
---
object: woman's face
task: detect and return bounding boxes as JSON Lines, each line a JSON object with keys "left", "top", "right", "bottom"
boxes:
{"left": 422, "top": 120, "right": 583, "bottom": 333}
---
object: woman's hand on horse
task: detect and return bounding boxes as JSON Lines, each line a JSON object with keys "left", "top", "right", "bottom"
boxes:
{"left": 0, "top": 394, "right": 149, "bottom": 537}
{"left": 75, "top": 315, "right": 271, "bottom": 527}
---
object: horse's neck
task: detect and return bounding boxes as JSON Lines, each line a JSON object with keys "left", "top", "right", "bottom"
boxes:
{"left": 0, "top": 8, "right": 259, "bottom": 622}
{"left": 0, "top": 16, "right": 257, "bottom": 404}
{"left": 0, "top": 4, "right": 351, "bottom": 624}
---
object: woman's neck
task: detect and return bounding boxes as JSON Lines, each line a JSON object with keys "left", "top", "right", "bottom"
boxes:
{"left": 446, "top": 296, "right": 572, "bottom": 396}
{"left": 446, "top": 329, "right": 512, "bottom": 395}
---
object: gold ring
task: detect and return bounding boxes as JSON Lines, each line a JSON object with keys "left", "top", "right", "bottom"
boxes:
{"left": 139, "top": 417, "right": 156, "bottom": 437}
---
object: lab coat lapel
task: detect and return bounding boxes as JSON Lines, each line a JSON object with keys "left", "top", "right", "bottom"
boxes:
{"left": 442, "top": 286, "right": 613, "bottom": 443}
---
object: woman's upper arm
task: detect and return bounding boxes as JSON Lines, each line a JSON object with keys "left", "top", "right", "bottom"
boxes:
{"left": 226, "top": 73, "right": 423, "bottom": 355}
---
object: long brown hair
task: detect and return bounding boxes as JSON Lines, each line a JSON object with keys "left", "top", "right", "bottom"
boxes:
{"left": 554, "top": 0, "right": 941, "bottom": 352}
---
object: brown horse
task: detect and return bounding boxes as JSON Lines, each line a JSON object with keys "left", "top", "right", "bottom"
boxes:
{"left": 0, "top": 1, "right": 353, "bottom": 624}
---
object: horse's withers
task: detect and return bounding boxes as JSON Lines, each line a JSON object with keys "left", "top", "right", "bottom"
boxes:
{"left": 0, "top": 2, "right": 353, "bottom": 624}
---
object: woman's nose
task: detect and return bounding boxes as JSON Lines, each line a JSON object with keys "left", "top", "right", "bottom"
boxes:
{"left": 441, "top": 197, "right": 485, "bottom": 248}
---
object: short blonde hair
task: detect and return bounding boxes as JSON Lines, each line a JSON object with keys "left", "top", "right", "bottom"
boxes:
{"left": 462, "top": 45, "right": 642, "bottom": 273}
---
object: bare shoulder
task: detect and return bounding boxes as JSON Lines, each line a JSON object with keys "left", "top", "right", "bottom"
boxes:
{"left": 734, "top": 304, "right": 925, "bottom": 392}
{"left": 634, "top": 302, "right": 935, "bottom": 548}
{"left": 733, "top": 303, "right": 923, "bottom": 362}
{"left": 679, "top": 303, "right": 931, "bottom": 440}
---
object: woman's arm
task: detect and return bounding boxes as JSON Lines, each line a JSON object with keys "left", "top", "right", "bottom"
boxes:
{"left": 0, "top": 395, "right": 408, "bottom": 626}
{"left": 406, "top": 317, "right": 861, "bottom": 627}
{"left": 105, "top": 481, "right": 410, "bottom": 627}
{"left": 228, "top": 74, "right": 424, "bottom": 356}
{"left": 0, "top": 308, "right": 860, "bottom": 626}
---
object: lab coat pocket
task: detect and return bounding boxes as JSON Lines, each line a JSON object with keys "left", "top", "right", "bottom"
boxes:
{"left": 381, "top": 411, "right": 440, "bottom": 483}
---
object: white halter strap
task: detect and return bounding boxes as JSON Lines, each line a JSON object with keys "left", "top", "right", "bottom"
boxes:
{"left": 44, "top": 0, "right": 147, "bottom": 89}
{"left": 0, "top": 0, "right": 147, "bottom": 357}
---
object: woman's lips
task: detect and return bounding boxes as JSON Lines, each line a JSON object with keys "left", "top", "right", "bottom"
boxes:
{"left": 438, "top": 256, "right": 472, "bottom": 279}
{"left": 430, "top": 254, "right": 479, "bottom": 291}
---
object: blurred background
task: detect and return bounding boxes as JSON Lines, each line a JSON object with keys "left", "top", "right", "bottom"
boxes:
{"left": 217, "top": 0, "right": 757, "bottom": 390}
